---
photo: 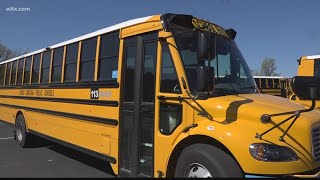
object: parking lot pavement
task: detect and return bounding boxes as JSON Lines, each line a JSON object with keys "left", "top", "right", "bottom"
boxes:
{"left": 0, "top": 121, "right": 115, "bottom": 178}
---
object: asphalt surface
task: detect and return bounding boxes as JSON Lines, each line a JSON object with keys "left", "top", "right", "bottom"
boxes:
{"left": 0, "top": 121, "right": 115, "bottom": 178}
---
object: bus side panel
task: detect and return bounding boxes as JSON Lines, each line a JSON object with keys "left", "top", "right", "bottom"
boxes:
{"left": 298, "top": 59, "right": 314, "bottom": 76}
{"left": 26, "top": 110, "right": 117, "bottom": 157}
{"left": 0, "top": 105, "right": 16, "bottom": 124}
{"left": 0, "top": 87, "right": 121, "bottom": 173}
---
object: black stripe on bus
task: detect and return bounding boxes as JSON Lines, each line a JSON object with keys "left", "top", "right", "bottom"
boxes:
{"left": 0, "top": 81, "right": 119, "bottom": 89}
{"left": 29, "top": 130, "right": 117, "bottom": 164}
{"left": 0, "top": 95, "right": 119, "bottom": 107}
{"left": 0, "top": 103, "right": 118, "bottom": 126}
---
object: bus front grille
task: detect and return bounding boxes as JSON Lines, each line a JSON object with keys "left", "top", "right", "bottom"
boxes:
{"left": 312, "top": 123, "right": 320, "bottom": 162}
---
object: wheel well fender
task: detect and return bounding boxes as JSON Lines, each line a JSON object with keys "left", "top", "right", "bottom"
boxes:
{"left": 166, "top": 134, "right": 243, "bottom": 177}
{"left": 15, "top": 110, "right": 28, "bottom": 131}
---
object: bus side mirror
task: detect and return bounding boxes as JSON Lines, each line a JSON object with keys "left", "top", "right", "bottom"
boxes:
{"left": 197, "top": 32, "right": 215, "bottom": 61}
{"left": 197, "top": 66, "right": 215, "bottom": 92}
{"left": 292, "top": 76, "right": 320, "bottom": 100}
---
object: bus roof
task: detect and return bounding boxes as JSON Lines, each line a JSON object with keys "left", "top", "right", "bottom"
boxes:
{"left": 253, "top": 76, "right": 286, "bottom": 79}
{"left": 0, "top": 15, "right": 153, "bottom": 65}
{"left": 306, "top": 54, "right": 320, "bottom": 60}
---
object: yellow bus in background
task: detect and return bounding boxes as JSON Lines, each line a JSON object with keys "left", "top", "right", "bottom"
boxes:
{"left": 253, "top": 76, "right": 289, "bottom": 97}
{"left": 0, "top": 13, "right": 320, "bottom": 178}
{"left": 294, "top": 55, "right": 320, "bottom": 108}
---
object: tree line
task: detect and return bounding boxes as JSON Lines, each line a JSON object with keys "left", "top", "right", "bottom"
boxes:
{"left": 251, "top": 57, "right": 280, "bottom": 76}
{"left": 0, "top": 41, "right": 28, "bottom": 62}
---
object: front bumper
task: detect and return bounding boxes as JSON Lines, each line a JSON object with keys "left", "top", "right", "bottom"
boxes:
{"left": 292, "top": 167, "right": 320, "bottom": 178}
{"left": 292, "top": 172, "right": 320, "bottom": 178}
{"left": 245, "top": 167, "right": 320, "bottom": 178}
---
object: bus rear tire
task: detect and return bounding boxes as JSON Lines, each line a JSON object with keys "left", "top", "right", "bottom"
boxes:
{"left": 174, "top": 144, "right": 243, "bottom": 178}
{"left": 15, "top": 114, "right": 33, "bottom": 148}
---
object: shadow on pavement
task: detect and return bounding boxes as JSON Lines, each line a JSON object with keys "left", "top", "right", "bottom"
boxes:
{"left": 47, "top": 141, "right": 115, "bottom": 176}
{"left": 0, "top": 123, "right": 116, "bottom": 177}
{"left": 29, "top": 136, "right": 116, "bottom": 177}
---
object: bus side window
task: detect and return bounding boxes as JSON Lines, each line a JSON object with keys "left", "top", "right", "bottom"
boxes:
{"left": 6, "top": 63, "right": 12, "bottom": 85}
{"left": 314, "top": 59, "right": 320, "bottom": 77}
{"left": 254, "top": 78, "right": 260, "bottom": 88}
{"left": 11, "top": 61, "right": 17, "bottom": 85}
{"left": 160, "top": 43, "right": 180, "bottom": 94}
{"left": 32, "top": 54, "right": 41, "bottom": 84}
{"left": 261, "top": 78, "right": 266, "bottom": 88}
{"left": 98, "top": 31, "right": 119, "bottom": 82}
{"left": 274, "top": 79, "right": 280, "bottom": 88}
{"left": 17, "top": 58, "right": 24, "bottom": 85}
{"left": 160, "top": 103, "right": 182, "bottom": 135}
{"left": 0, "top": 64, "right": 5, "bottom": 86}
{"left": 24, "top": 56, "right": 32, "bottom": 84}
{"left": 64, "top": 43, "right": 78, "bottom": 82}
{"left": 267, "top": 79, "right": 273, "bottom": 88}
{"left": 41, "top": 50, "right": 52, "bottom": 84}
{"left": 79, "top": 37, "right": 97, "bottom": 82}
{"left": 52, "top": 47, "right": 64, "bottom": 83}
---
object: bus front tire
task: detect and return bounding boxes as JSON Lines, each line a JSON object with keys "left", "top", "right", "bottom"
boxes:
{"left": 15, "top": 114, "right": 32, "bottom": 148}
{"left": 174, "top": 144, "right": 243, "bottom": 178}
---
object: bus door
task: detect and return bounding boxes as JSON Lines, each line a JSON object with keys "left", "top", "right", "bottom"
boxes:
{"left": 119, "top": 32, "right": 158, "bottom": 177}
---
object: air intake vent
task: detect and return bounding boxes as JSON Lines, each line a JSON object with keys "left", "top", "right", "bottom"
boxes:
{"left": 312, "top": 123, "right": 320, "bottom": 161}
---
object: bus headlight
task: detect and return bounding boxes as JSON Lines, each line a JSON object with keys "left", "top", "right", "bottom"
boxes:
{"left": 249, "top": 143, "right": 299, "bottom": 162}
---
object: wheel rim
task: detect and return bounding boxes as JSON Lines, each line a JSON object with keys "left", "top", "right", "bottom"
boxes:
{"left": 16, "top": 121, "right": 23, "bottom": 141}
{"left": 184, "top": 163, "right": 212, "bottom": 178}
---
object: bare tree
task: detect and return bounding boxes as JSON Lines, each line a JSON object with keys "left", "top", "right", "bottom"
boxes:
{"left": 0, "top": 41, "right": 25, "bottom": 62}
{"left": 259, "top": 57, "right": 279, "bottom": 76}
{"left": 250, "top": 68, "right": 260, "bottom": 76}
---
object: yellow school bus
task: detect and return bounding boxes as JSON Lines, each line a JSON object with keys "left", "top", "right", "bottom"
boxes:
{"left": 294, "top": 55, "right": 320, "bottom": 108}
{"left": 253, "top": 76, "right": 289, "bottom": 97}
{"left": 0, "top": 13, "right": 319, "bottom": 178}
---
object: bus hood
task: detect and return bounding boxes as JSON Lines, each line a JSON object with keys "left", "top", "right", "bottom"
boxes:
{"left": 193, "top": 93, "right": 320, "bottom": 174}
{"left": 197, "top": 93, "right": 320, "bottom": 126}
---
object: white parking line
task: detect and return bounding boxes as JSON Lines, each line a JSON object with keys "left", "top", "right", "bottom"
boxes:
{"left": 0, "top": 137, "right": 14, "bottom": 140}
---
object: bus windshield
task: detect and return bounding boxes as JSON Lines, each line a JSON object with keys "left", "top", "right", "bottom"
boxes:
{"left": 172, "top": 28, "right": 257, "bottom": 97}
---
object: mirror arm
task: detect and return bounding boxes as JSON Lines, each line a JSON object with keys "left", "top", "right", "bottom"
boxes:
{"left": 261, "top": 86, "right": 316, "bottom": 120}
{"left": 256, "top": 87, "right": 317, "bottom": 141}
{"left": 311, "top": 98, "right": 316, "bottom": 110}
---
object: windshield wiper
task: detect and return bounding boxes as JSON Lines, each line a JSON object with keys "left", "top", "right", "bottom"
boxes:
{"left": 214, "top": 88, "right": 239, "bottom": 95}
